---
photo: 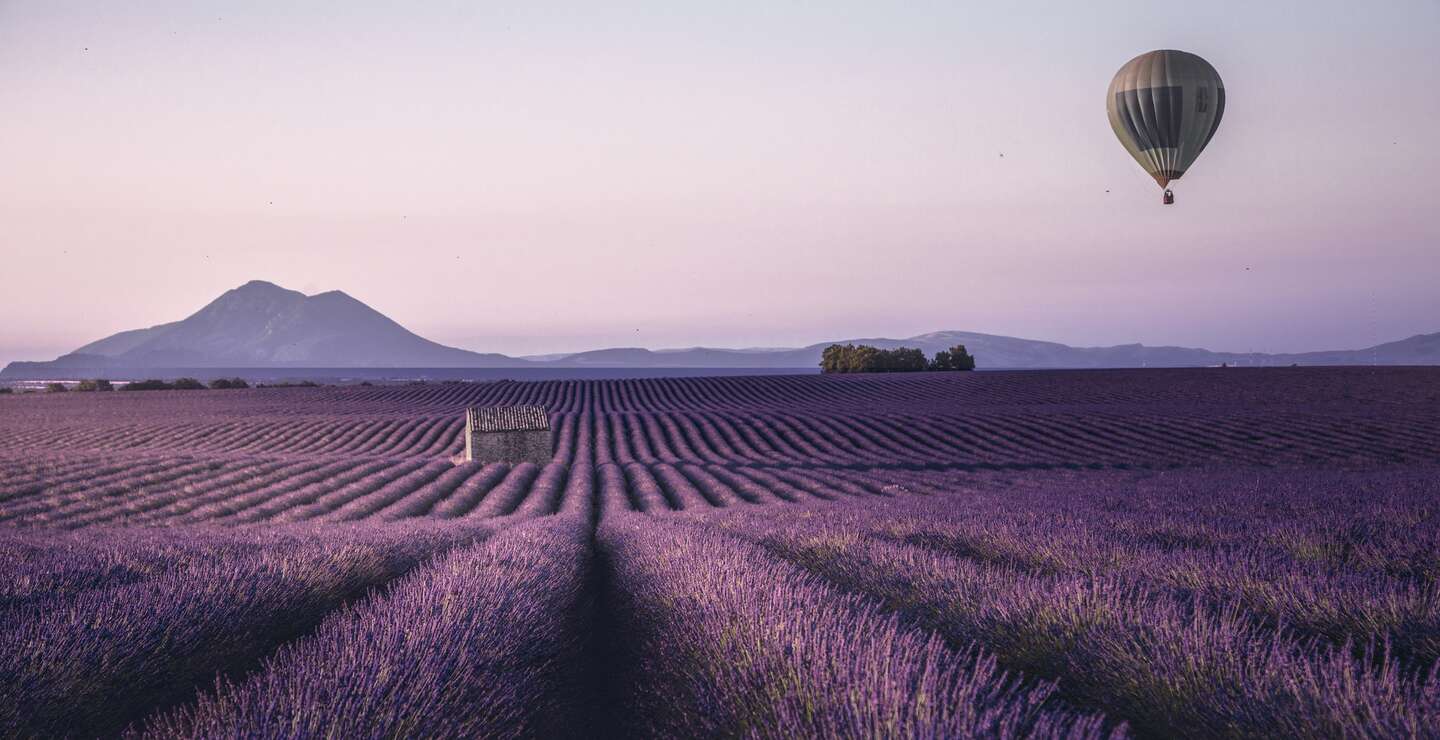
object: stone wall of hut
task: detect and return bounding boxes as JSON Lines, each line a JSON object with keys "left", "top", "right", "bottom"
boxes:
{"left": 466, "top": 429, "right": 552, "bottom": 465}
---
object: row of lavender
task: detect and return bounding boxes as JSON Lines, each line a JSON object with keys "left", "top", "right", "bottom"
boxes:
{"left": 2, "top": 369, "right": 1437, "bottom": 734}
{"left": 7, "top": 366, "right": 1436, "bottom": 419}
{"left": 675, "top": 468, "right": 1440, "bottom": 737}
{"left": 4, "top": 368, "right": 1438, "bottom": 467}
{"left": 4, "top": 401, "right": 1437, "bottom": 469}
{"left": 8, "top": 466, "right": 1435, "bottom": 737}
{"left": 1, "top": 451, "right": 978, "bottom": 528}
{"left": 0, "top": 519, "right": 497, "bottom": 737}
{"left": 8, "top": 443, "right": 1440, "bottom": 532}
{"left": 3, "top": 514, "right": 1114, "bottom": 738}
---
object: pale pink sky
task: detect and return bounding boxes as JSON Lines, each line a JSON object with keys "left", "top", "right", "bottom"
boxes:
{"left": 2, "top": 1, "right": 1437, "bottom": 364}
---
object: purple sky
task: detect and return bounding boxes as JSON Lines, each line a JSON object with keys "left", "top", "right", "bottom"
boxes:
{"left": 3, "top": 1, "right": 1437, "bottom": 364}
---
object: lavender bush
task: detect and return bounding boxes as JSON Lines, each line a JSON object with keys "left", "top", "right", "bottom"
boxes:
{"left": 0, "top": 521, "right": 489, "bottom": 737}
{"left": 139, "top": 516, "right": 590, "bottom": 739}
{"left": 691, "top": 486, "right": 1440, "bottom": 738}
{"left": 598, "top": 513, "right": 1117, "bottom": 738}
{"left": 0, "top": 369, "right": 1437, "bottom": 736}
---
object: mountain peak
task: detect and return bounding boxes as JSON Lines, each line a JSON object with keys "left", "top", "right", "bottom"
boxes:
{"left": 23, "top": 280, "right": 526, "bottom": 369}
{"left": 219, "top": 280, "right": 306, "bottom": 305}
{"left": 234, "top": 279, "right": 289, "bottom": 293}
{"left": 206, "top": 281, "right": 306, "bottom": 315}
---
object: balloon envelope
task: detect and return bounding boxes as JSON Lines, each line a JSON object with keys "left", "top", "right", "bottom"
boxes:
{"left": 1107, "top": 50, "right": 1225, "bottom": 189}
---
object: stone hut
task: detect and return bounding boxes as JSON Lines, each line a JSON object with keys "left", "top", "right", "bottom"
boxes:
{"left": 464, "top": 405, "right": 552, "bottom": 465}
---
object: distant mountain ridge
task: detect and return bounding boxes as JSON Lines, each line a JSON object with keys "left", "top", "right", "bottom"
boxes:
{"left": 531, "top": 330, "right": 1439, "bottom": 369}
{"left": 3, "top": 280, "right": 1436, "bottom": 378}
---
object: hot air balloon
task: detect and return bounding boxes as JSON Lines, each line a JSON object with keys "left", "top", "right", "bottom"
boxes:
{"left": 1106, "top": 50, "right": 1224, "bottom": 205}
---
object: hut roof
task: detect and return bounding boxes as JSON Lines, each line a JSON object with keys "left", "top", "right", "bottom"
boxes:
{"left": 466, "top": 405, "right": 550, "bottom": 433}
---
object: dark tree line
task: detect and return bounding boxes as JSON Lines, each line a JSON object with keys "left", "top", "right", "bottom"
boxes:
{"left": 929, "top": 346, "right": 977, "bottom": 371}
{"left": 820, "top": 344, "right": 976, "bottom": 374}
{"left": 122, "top": 378, "right": 208, "bottom": 391}
{"left": 102, "top": 378, "right": 249, "bottom": 392}
{"left": 16, "top": 378, "right": 252, "bottom": 394}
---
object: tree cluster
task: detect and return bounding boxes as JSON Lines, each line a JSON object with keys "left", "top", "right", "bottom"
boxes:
{"left": 43, "top": 380, "right": 122, "bottom": 392}
{"left": 121, "top": 378, "right": 206, "bottom": 391}
{"left": 929, "top": 346, "right": 977, "bottom": 371}
{"left": 820, "top": 344, "right": 976, "bottom": 374}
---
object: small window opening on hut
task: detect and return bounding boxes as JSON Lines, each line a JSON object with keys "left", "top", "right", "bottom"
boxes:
{"left": 464, "top": 405, "right": 552, "bottom": 465}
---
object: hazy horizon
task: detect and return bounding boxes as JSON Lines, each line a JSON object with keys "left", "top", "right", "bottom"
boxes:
{"left": 4, "top": 2, "right": 1437, "bottom": 366}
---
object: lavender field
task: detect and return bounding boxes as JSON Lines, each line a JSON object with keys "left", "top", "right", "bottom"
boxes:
{"left": 2, "top": 367, "right": 1439, "bottom": 737}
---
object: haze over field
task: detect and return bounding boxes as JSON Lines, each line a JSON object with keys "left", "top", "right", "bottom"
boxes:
{"left": 3, "top": 1, "right": 1438, "bottom": 368}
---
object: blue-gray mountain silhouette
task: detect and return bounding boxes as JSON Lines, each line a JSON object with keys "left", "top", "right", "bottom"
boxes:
{"left": 4, "top": 280, "right": 1435, "bottom": 377}
{"left": 536, "top": 330, "right": 1438, "bottom": 369}
{"left": 19, "top": 280, "right": 525, "bottom": 370}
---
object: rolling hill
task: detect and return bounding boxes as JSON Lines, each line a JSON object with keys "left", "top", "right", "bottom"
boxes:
{"left": 535, "top": 330, "right": 1440, "bottom": 369}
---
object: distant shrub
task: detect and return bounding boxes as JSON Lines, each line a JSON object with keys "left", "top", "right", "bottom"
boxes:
{"left": 171, "top": 378, "right": 205, "bottom": 390}
{"left": 257, "top": 380, "right": 320, "bottom": 389}
{"left": 822, "top": 344, "right": 876, "bottom": 373}
{"left": 75, "top": 379, "right": 114, "bottom": 392}
{"left": 0, "top": 387, "right": 13, "bottom": 395}
{"left": 929, "top": 345, "right": 976, "bottom": 372}
{"left": 883, "top": 347, "right": 929, "bottom": 372}
{"left": 122, "top": 379, "right": 173, "bottom": 391}
{"left": 44, "top": 382, "right": 68, "bottom": 393}
{"left": 821, "top": 344, "right": 969, "bottom": 374}
{"left": 209, "top": 378, "right": 250, "bottom": 390}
